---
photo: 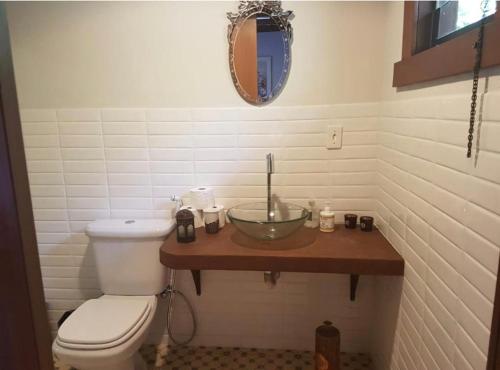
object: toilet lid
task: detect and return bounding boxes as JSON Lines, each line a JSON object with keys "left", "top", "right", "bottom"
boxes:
{"left": 58, "top": 297, "right": 151, "bottom": 346}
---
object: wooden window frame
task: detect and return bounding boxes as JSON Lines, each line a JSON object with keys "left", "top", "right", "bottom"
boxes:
{"left": 393, "top": 1, "right": 500, "bottom": 87}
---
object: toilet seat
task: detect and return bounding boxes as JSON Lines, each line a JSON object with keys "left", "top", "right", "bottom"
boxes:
{"left": 56, "top": 296, "right": 154, "bottom": 351}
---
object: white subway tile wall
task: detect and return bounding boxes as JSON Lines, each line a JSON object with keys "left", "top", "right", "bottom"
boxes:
{"left": 375, "top": 91, "right": 500, "bottom": 370}
{"left": 21, "top": 104, "right": 380, "bottom": 353}
{"left": 20, "top": 94, "right": 500, "bottom": 366}
{"left": 165, "top": 270, "right": 375, "bottom": 352}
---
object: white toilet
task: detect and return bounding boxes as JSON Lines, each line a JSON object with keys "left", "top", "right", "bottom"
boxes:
{"left": 53, "top": 219, "right": 175, "bottom": 370}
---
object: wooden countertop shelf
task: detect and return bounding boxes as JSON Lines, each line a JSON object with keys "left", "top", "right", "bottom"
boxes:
{"left": 160, "top": 224, "right": 404, "bottom": 301}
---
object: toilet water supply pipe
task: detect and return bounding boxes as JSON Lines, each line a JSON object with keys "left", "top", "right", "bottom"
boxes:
{"left": 161, "top": 269, "right": 197, "bottom": 345}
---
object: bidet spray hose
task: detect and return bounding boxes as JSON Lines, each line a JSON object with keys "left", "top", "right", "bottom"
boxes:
{"left": 162, "top": 269, "right": 197, "bottom": 346}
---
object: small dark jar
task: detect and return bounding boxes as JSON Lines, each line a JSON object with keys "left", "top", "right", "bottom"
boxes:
{"left": 176, "top": 209, "right": 195, "bottom": 243}
{"left": 360, "top": 216, "right": 374, "bottom": 232}
{"left": 344, "top": 214, "right": 357, "bottom": 229}
{"left": 203, "top": 207, "right": 220, "bottom": 234}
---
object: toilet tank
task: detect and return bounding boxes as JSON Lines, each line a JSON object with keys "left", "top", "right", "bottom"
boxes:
{"left": 86, "top": 219, "right": 175, "bottom": 296}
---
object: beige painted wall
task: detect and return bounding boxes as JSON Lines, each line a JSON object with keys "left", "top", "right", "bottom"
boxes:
{"left": 7, "top": 1, "right": 388, "bottom": 108}
{"left": 9, "top": 1, "right": 500, "bottom": 366}
{"left": 7, "top": 1, "right": 389, "bottom": 352}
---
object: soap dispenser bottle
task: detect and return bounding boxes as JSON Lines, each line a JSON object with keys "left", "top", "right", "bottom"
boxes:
{"left": 320, "top": 203, "right": 335, "bottom": 233}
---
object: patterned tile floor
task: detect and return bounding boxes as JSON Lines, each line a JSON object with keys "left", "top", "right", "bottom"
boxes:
{"left": 55, "top": 345, "right": 372, "bottom": 370}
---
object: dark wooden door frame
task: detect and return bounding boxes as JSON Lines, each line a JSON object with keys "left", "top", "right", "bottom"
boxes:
{"left": 0, "top": 4, "right": 53, "bottom": 370}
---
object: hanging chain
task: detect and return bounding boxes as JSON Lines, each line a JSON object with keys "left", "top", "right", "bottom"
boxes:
{"left": 467, "top": 0, "right": 489, "bottom": 158}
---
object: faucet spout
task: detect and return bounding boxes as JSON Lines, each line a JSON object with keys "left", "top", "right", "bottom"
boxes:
{"left": 266, "top": 153, "right": 274, "bottom": 221}
{"left": 266, "top": 153, "right": 274, "bottom": 174}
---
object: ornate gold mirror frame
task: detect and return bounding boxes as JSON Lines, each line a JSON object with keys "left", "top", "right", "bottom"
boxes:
{"left": 227, "top": 1, "right": 294, "bottom": 105}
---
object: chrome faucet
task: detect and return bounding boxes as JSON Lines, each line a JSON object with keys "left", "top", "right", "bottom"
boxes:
{"left": 170, "top": 195, "right": 183, "bottom": 212}
{"left": 266, "top": 153, "right": 274, "bottom": 221}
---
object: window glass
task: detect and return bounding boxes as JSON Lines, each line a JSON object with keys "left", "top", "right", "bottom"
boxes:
{"left": 437, "top": 0, "right": 497, "bottom": 39}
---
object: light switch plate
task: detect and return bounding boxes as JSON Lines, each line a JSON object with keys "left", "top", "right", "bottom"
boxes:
{"left": 326, "top": 125, "right": 343, "bottom": 149}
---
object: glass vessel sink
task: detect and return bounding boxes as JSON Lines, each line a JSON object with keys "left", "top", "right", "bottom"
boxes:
{"left": 227, "top": 202, "right": 309, "bottom": 240}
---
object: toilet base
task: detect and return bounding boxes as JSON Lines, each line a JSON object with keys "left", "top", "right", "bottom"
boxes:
{"left": 71, "top": 353, "right": 147, "bottom": 370}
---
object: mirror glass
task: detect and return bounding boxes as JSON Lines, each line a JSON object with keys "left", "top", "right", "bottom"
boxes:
{"left": 228, "top": 3, "right": 293, "bottom": 105}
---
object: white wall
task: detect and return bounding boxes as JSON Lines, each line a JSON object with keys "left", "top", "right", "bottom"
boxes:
{"left": 7, "top": 1, "right": 389, "bottom": 354}
{"left": 19, "top": 103, "right": 380, "bottom": 352}
{"left": 370, "top": 2, "right": 500, "bottom": 370}
{"left": 7, "top": 1, "right": 387, "bottom": 108}
{"left": 8, "top": 1, "right": 500, "bottom": 368}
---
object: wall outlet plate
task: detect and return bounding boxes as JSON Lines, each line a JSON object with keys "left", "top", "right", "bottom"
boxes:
{"left": 326, "top": 125, "right": 343, "bottom": 149}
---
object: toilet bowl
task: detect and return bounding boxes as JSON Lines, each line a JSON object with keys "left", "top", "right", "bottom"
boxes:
{"left": 52, "top": 219, "right": 174, "bottom": 370}
{"left": 53, "top": 295, "right": 157, "bottom": 370}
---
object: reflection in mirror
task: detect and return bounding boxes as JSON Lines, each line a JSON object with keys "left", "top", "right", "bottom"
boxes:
{"left": 228, "top": 1, "right": 293, "bottom": 105}
{"left": 257, "top": 14, "right": 285, "bottom": 101}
